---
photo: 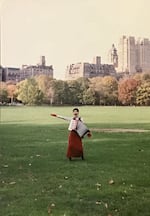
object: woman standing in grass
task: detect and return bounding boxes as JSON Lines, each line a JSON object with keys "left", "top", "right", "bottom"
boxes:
{"left": 51, "top": 108, "right": 91, "bottom": 161}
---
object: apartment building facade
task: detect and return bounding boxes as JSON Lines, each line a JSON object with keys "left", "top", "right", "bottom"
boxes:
{"left": 65, "top": 56, "right": 116, "bottom": 80}
{"left": 1, "top": 56, "right": 53, "bottom": 82}
{"left": 117, "top": 36, "right": 150, "bottom": 73}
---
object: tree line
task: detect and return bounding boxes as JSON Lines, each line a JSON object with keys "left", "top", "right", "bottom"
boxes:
{"left": 0, "top": 72, "right": 150, "bottom": 106}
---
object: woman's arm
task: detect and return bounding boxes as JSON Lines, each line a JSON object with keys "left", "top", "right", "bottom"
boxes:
{"left": 50, "top": 113, "right": 71, "bottom": 121}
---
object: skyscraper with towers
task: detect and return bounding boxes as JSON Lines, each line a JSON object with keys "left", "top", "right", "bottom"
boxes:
{"left": 116, "top": 35, "right": 150, "bottom": 74}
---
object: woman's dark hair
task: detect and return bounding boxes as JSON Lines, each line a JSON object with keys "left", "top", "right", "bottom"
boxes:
{"left": 73, "top": 108, "right": 79, "bottom": 112}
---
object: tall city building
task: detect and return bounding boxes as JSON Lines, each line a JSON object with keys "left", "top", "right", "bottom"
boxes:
{"left": 108, "top": 44, "right": 118, "bottom": 68}
{"left": 117, "top": 36, "right": 136, "bottom": 73}
{"left": 136, "top": 38, "right": 150, "bottom": 72}
{"left": 1, "top": 56, "right": 53, "bottom": 82}
{"left": 0, "top": 66, "right": 2, "bottom": 82}
{"left": 39, "top": 56, "right": 46, "bottom": 67}
{"left": 65, "top": 56, "right": 116, "bottom": 80}
{"left": 3, "top": 67, "right": 20, "bottom": 82}
{"left": 20, "top": 56, "right": 53, "bottom": 81}
{"left": 117, "top": 35, "right": 150, "bottom": 74}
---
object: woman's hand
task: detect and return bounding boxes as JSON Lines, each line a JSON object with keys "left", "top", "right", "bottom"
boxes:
{"left": 87, "top": 132, "right": 92, "bottom": 138}
{"left": 50, "top": 113, "right": 57, "bottom": 117}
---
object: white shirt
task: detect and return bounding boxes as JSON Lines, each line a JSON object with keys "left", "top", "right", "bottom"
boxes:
{"left": 57, "top": 115, "right": 83, "bottom": 131}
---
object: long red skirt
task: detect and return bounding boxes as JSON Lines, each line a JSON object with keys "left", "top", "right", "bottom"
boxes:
{"left": 66, "top": 131, "right": 83, "bottom": 158}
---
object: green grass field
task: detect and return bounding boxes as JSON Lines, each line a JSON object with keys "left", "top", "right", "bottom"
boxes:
{"left": 0, "top": 106, "right": 150, "bottom": 216}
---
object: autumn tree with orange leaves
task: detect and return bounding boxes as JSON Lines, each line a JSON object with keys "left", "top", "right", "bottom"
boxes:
{"left": 7, "top": 84, "right": 17, "bottom": 103}
{"left": 118, "top": 78, "right": 139, "bottom": 105}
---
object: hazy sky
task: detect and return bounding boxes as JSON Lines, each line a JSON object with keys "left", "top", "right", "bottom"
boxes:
{"left": 1, "top": 0, "right": 150, "bottom": 79}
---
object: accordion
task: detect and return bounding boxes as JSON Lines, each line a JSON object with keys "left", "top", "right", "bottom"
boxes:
{"left": 74, "top": 120, "right": 90, "bottom": 138}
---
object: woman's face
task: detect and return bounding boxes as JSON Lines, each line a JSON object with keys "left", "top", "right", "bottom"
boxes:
{"left": 73, "top": 110, "right": 79, "bottom": 117}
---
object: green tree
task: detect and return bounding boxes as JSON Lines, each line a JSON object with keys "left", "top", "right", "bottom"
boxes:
{"left": 82, "top": 88, "right": 96, "bottom": 105}
{"left": 141, "top": 72, "right": 150, "bottom": 81}
{"left": 0, "top": 90, "right": 8, "bottom": 103}
{"left": 35, "top": 75, "right": 54, "bottom": 104}
{"left": 66, "top": 78, "right": 91, "bottom": 105}
{"left": 67, "top": 80, "right": 81, "bottom": 105}
{"left": 17, "top": 78, "right": 44, "bottom": 105}
{"left": 89, "top": 77, "right": 103, "bottom": 105}
{"left": 136, "top": 81, "right": 150, "bottom": 105}
{"left": 0, "top": 82, "right": 9, "bottom": 103}
{"left": 101, "top": 76, "right": 118, "bottom": 105}
{"left": 90, "top": 76, "right": 118, "bottom": 105}
{"left": 76, "top": 78, "right": 90, "bottom": 104}
{"left": 52, "top": 80, "right": 70, "bottom": 105}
